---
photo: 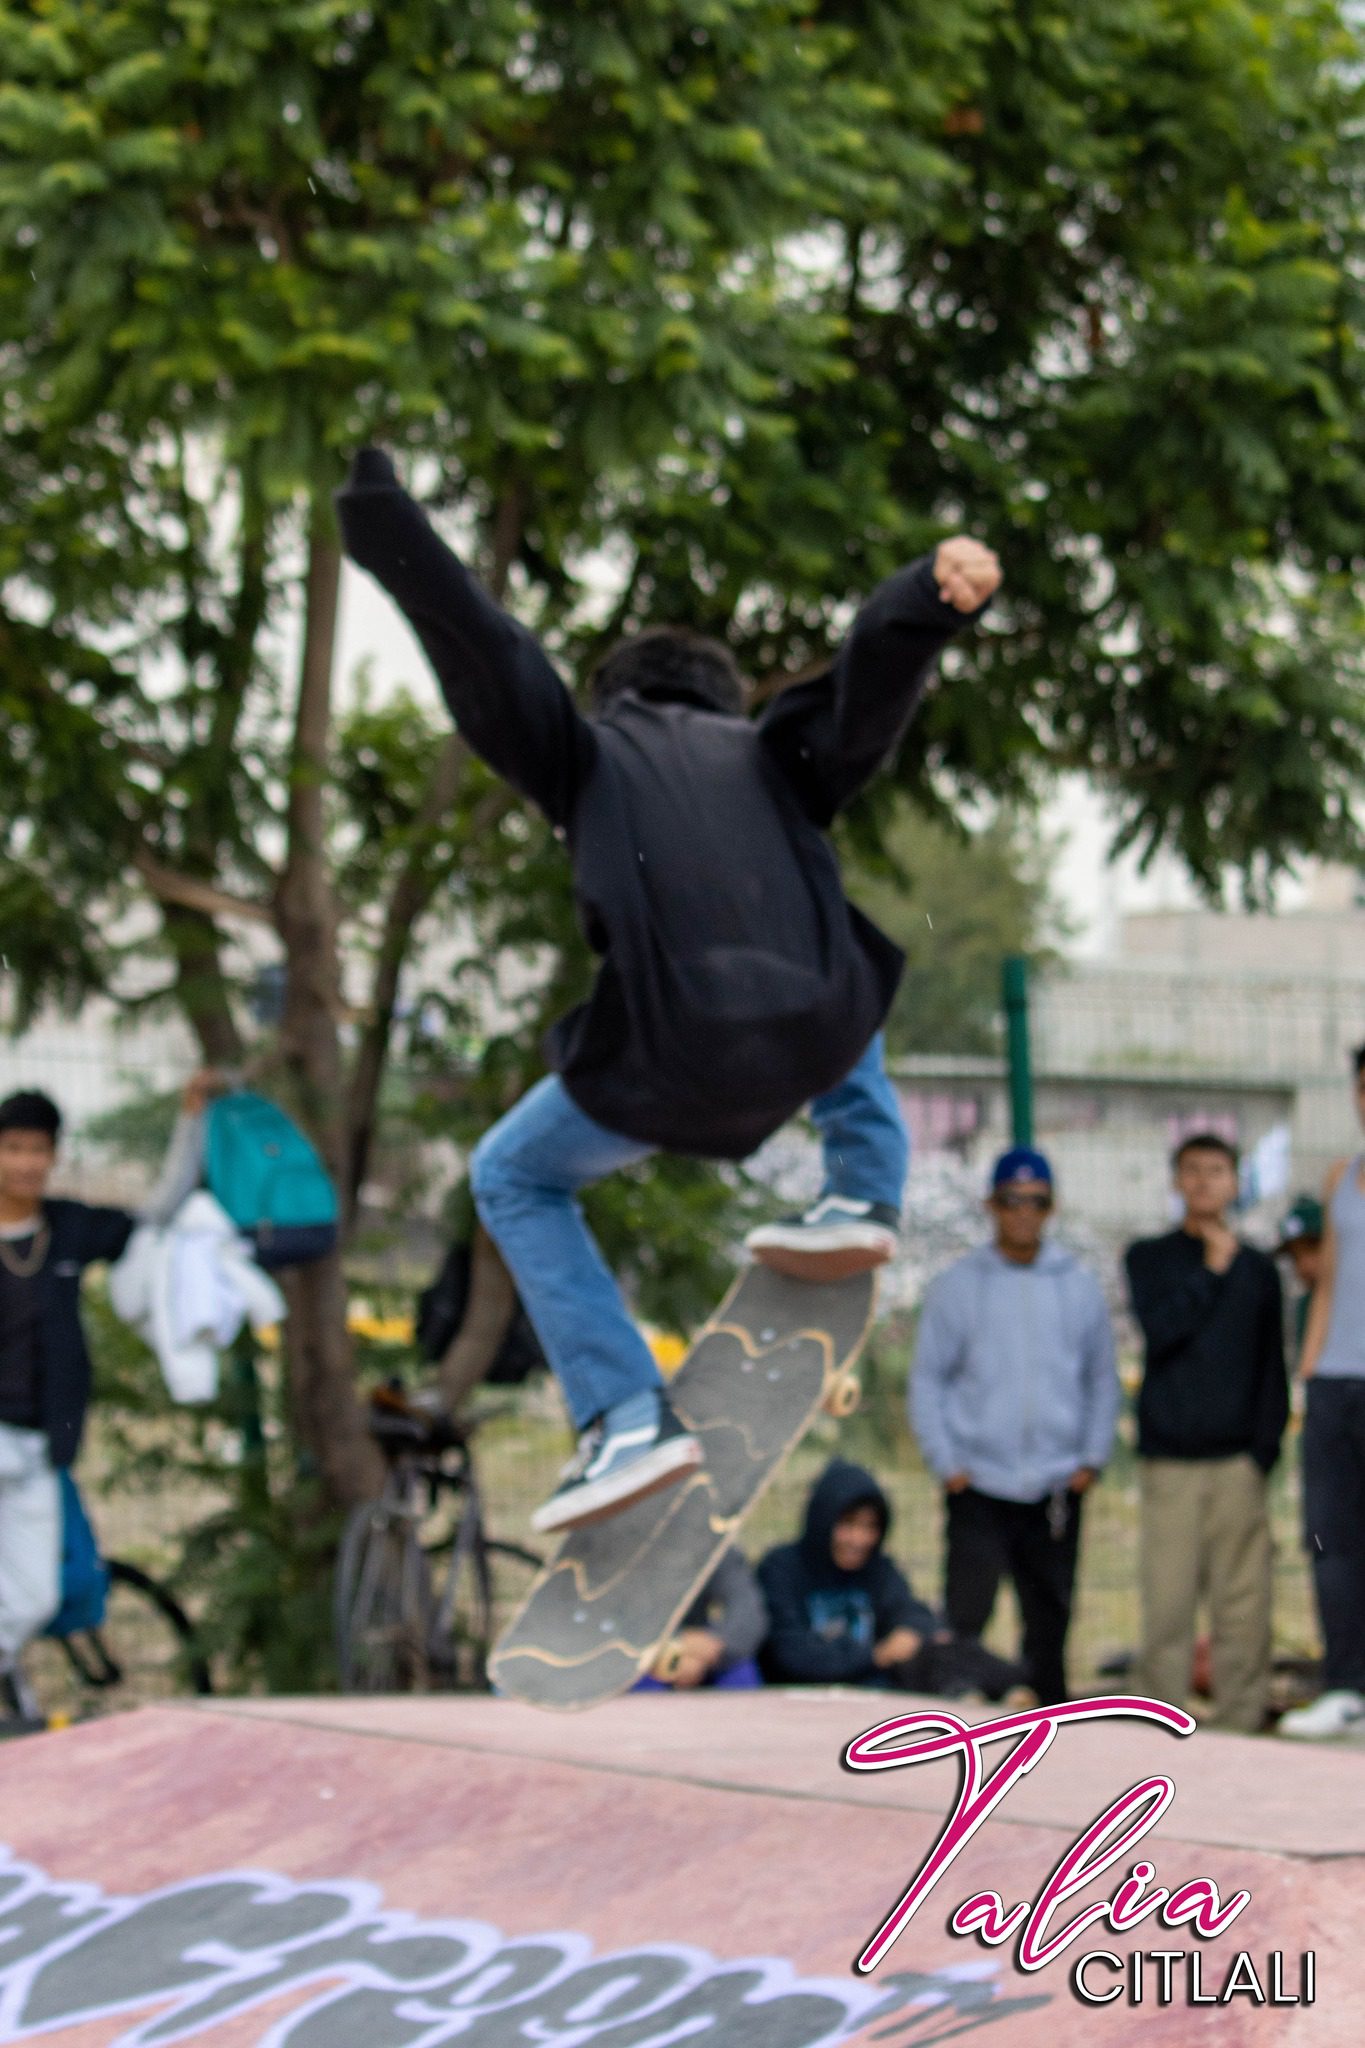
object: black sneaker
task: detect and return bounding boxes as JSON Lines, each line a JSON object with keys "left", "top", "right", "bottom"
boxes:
{"left": 745, "top": 1197, "right": 900, "bottom": 1281}
{"left": 531, "top": 1393, "right": 702, "bottom": 1536}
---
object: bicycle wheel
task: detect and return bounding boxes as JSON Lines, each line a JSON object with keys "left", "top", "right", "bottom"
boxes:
{"left": 427, "top": 1535, "right": 542, "bottom": 1690}
{"left": 335, "top": 1501, "right": 432, "bottom": 1693}
{"left": 52, "top": 1561, "right": 211, "bottom": 1713}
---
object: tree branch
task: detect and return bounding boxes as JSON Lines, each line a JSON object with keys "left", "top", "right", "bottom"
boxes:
{"left": 134, "top": 848, "right": 275, "bottom": 924}
{"left": 159, "top": 902, "right": 246, "bottom": 1065}
{"left": 487, "top": 480, "right": 526, "bottom": 602}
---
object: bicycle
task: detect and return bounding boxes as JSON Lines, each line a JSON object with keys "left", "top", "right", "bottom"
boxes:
{"left": 11, "top": 1559, "right": 212, "bottom": 1729}
{"left": 334, "top": 1386, "right": 543, "bottom": 1693}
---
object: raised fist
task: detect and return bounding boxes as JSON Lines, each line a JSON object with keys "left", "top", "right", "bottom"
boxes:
{"left": 933, "top": 536, "right": 1002, "bottom": 612}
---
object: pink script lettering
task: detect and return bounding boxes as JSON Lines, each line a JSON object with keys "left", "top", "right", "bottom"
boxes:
{"left": 844, "top": 1696, "right": 1251, "bottom": 1975}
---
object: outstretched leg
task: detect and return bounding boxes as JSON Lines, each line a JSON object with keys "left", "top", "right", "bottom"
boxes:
{"left": 471, "top": 1077, "right": 699, "bottom": 1532}
{"left": 745, "top": 1032, "right": 908, "bottom": 1279}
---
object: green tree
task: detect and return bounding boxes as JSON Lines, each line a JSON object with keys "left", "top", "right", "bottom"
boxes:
{"left": 0, "top": 0, "right": 891, "bottom": 1511}
{"left": 843, "top": 806, "right": 1057, "bottom": 1055}
{"left": 2, "top": 0, "right": 1364, "bottom": 1551}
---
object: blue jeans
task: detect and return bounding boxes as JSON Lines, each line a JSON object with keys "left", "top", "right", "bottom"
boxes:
{"left": 470, "top": 1032, "right": 908, "bottom": 1429}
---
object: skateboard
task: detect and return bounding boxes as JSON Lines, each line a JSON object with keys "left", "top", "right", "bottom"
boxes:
{"left": 488, "top": 1263, "right": 877, "bottom": 1710}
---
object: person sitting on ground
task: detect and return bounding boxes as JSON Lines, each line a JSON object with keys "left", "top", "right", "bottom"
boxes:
{"left": 633, "top": 1546, "right": 767, "bottom": 1692}
{"left": 756, "top": 1458, "right": 1024, "bottom": 1698}
{"left": 0, "top": 1074, "right": 219, "bottom": 1697}
{"left": 336, "top": 446, "right": 1001, "bottom": 1535}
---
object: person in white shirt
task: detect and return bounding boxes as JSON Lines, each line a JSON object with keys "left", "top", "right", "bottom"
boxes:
{"left": 0, "top": 1072, "right": 216, "bottom": 1680}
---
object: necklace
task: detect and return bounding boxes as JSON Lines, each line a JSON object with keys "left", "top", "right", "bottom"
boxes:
{"left": 0, "top": 1222, "right": 50, "bottom": 1280}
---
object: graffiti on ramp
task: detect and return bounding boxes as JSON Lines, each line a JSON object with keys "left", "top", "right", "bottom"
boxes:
{"left": 0, "top": 1847, "right": 1048, "bottom": 2045}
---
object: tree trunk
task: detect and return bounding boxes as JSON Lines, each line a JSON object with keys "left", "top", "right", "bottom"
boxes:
{"left": 436, "top": 1224, "right": 519, "bottom": 1414}
{"left": 161, "top": 903, "right": 245, "bottom": 1066}
{"left": 279, "top": 1251, "right": 382, "bottom": 1507}
{"left": 275, "top": 521, "right": 347, "bottom": 1170}
{"left": 275, "top": 501, "right": 382, "bottom": 1508}
{"left": 343, "top": 731, "right": 469, "bottom": 1218}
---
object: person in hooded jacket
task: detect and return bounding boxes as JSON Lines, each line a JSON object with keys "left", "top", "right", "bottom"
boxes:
{"left": 910, "top": 1147, "right": 1120, "bottom": 1705}
{"left": 336, "top": 449, "right": 1001, "bottom": 1536}
{"left": 756, "top": 1458, "right": 1024, "bottom": 1696}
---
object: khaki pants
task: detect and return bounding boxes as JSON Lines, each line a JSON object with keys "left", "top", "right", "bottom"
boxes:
{"left": 1138, "top": 1454, "right": 1273, "bottom": 1733}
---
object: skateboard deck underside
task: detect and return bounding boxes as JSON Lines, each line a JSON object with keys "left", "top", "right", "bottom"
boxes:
{"left": 489, "top": 1265, "right": 876, "bottom": 1709}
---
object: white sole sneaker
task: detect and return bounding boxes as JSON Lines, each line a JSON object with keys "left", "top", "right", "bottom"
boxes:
{"left": 531, "top": 1433, "right": 704, "bottom": 1536}
{"left": 745, "top": 1222, "right": 898, "bottom": 1282}
{"left": 1276, "top": 1689, "right": 1365, "bottom": 1740}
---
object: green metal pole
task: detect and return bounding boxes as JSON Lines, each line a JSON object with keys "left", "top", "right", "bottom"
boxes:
{"left": 1002, "top": 955, "right": 1034, "bottom": 1148}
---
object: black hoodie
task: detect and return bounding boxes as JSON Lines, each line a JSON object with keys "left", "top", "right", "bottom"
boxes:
{"left": 756, "top": 1459, "right": 937, "bottom": 1684}
{"left": 336, "top": 450, "right": 982, "bottom": 1160}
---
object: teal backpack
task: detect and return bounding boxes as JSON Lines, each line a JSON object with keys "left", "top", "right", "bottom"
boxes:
{"left": 205, "top": 1090, "right": 339, "bottom": 1269}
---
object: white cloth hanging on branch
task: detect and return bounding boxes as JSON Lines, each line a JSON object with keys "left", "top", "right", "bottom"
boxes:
{"left": 108, "top": 1191, "right": 286, "bottom": 1404}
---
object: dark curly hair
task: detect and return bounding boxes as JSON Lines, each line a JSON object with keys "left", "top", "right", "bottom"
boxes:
{"left": 588, "top": 625, "right": 749, "bottom": 716}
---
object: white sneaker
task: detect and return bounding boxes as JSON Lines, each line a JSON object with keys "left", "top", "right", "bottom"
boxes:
{"left": 531, "top": 1394, "right": 702, "bottom": 1535}
{"left": 1277, "top": 1688, "right": 1365, "bottom": 1740}
{"left": 745, "top": 1197, "right": 899, "bottom": 1281}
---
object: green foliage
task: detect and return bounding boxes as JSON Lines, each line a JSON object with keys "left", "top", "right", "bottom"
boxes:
{"left": 4, "top": 0, "right": 1365, "bottom": 1681}
{"left": 83, "top": 1084, "right": 182, "bottom": 1165}
{"left": 0, "top": 0, "right": 1361, "bottom": 1005}
{"left": 176, "top": 1480, "right": 342, "bottom": 1696}
{"left": 842, "top": 803, "right": 1058, "bottom": 1054}
{"left": 83, "top": 1283, "right": 341, "bottom": 1691}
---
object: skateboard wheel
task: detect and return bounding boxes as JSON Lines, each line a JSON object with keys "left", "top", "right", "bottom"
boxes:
{"left": 656, "top": 1641, "right": 684, "bottom": 1681}
{"left": 824, "top": 1372, "right": 861, "bottom": 1418}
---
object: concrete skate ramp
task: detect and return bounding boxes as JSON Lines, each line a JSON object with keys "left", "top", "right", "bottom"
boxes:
{"left": 0, "top": 1691, "right": 1357, "bottom": 2045}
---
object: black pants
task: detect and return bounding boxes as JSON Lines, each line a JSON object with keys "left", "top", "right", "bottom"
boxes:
{"left": 888, "top": 1634, "right": 1027, "bottom": 1702}
{"left": 1302, "top": 1377, "right": 1365, "bottom": 1693}
{"left": 944, "top": 1486, "right": 1082, "bottom": 1706}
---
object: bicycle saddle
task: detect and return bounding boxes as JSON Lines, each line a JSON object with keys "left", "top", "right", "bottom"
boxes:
{"left": 367, "top": 1382, "right": 468, "bottom": 1452}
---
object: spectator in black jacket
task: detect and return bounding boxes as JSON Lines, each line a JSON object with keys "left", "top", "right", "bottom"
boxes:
{"left": 1125, "top": 1132, "right": 1289, "bottom": 1732}
{"left": 757, "top": 1459, "right": 1024, "bottom": 1698}
{"left": 338, "top": 448, "right": 1001, "bottom": 1538}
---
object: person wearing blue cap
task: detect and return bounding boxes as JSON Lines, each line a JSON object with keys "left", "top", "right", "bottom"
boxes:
{"left": 908, "top": 1146, "right": 1120, "bottom": 1704}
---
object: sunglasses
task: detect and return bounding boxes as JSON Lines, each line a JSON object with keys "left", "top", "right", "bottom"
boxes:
{"left": 994, "top": 1189, "right": 1052, "bottom": 1211}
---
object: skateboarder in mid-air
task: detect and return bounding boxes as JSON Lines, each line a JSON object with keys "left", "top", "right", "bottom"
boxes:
{"left": 337, "top": 450, "right": 1000, "bottom": 1535}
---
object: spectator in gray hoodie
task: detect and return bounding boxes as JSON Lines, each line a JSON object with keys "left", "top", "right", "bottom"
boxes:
{"left": 909, "top": 1147, "right": 1120, "bottom": 1703}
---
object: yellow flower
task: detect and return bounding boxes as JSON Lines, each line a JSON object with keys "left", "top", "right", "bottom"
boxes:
{"left": 644, "top": 1326, "right": 688, "bottom": 1375}
{"left": 347, "top": 1310, "right": 416, "bottom": 1345}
